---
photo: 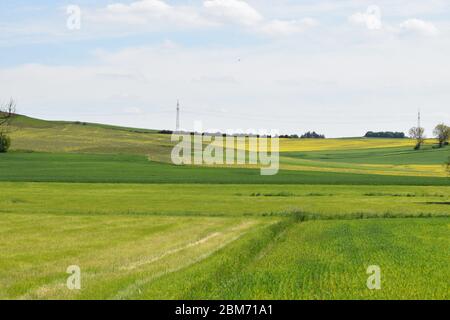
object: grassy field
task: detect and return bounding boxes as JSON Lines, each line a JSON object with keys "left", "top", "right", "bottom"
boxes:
{"left": 135, "top": 218, "right": 449, "bottom": 300}
{"left": 1, "top": 209, "right": 448, "bottom": 299}
{"left": 0, "top": 115, "right": 449, "bottom": 300}
{"left": 1, "top": 152, "right": 449, "bottom": 185}
{"left": 8, "top": 114, "right": 450, "bottom": 178}
{"left": 1, "top": 183, "right": 449, "bottom": 218}
{"left": 0, "top": 212, "right": 268, "bottom": 299}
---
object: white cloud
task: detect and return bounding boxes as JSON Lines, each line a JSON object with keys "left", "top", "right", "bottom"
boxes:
{"left": 203, "top": 0, "right": 318, "bottom": 36}
{"left": 90, "top": 0, "right": 215, "bottom": 28}
{"left": 203, "top": 0, "right": 263, "bottom": 26}
{"left": 261, "top": 18, "right": 319, "bottom": 36}
{"left": 349, "top": 6, "right": 441, "bottom": 38}
{"left": 349, "top": 5, "right": 383, "bottom": 30}
{"left": 400, "top": 19, "right": 439, "bottom": 36}
{"left": 87, "top": 0, "right": 318, "bottom": 36}
{"left": 86, "top": 0, "right": 317, "bottom": 37}
{"left": 106, "top": 0, "right": 170, "bottom": 14}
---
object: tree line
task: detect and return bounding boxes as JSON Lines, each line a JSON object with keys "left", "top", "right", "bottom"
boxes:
{"left": 364, "top": 131, "right": 405, "bottom": 138}
{"left": 279, "top": 132, "right": 326, "bottom": 139}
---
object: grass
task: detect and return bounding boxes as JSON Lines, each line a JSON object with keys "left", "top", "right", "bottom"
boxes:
{"left": 279, "top": 144, "right": 450, "bottom": 177}
{"left": 0, "top": 212, "right": 268, "bottom": 299}
{"left": 280, "top": 145, "right": 450, "bottom": 177}
{"left": 278, "top": 137, "right": 420, "bottom": 152}
{"left": 0, "top": 182, "right": 449, "bottom": 299}
{"left": 1, "top": 183, "right": 449, "bottom": 218}
{"left": 283, "top": 145, "right": 450, "bottom": 165}
{"left": 1, "top": 114, "right": 449, "bottom": 300}
{"left": 1, "top": 211, "right": 447, "bottom": 299}
{"left": 7, "top": 114, "right": 449, "bottom": 178}
{"left": 1, "top": 152, "right": 449, "bottom": 185}
{"left": 9, "top": 114, "right": 421, "bottom": 154}
{"left": 8, "top": 114, "right": 172, "bottom": 161}
{"left": 141, "top": 218, "right": 449, "bottom": 300}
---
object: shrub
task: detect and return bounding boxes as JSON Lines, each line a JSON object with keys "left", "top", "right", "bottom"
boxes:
{"left": 0, "top": 134, "right": 11, "bottom": 153}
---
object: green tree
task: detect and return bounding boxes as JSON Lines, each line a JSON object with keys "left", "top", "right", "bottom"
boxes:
{"left": 433, "top": 123, "right": 450, "bottom": 147}
{"left": 0, "top": 98, "right": 16, "bottom": 153}
{"left": 409, "top": 126, "right": 425, "bottom": 150}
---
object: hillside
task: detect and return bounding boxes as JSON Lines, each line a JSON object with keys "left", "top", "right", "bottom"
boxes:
{"left": 4, "top": 114, "right": 449, "bottom": 179}
{"left": 7, "top": 114, "right": 173, "bottom": 162}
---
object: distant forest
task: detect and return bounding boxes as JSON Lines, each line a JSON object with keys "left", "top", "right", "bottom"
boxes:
{"left": 158, "top": 130, "right": 406, "bottom": 139}
{"left": 365, "top": 131, "right": 405, "bottom": 138}
{"left": 300, "top": 131, "right": 325, "bottom": 139}
{"left": 278, "top": 132, "right": 326, "bottom": 139}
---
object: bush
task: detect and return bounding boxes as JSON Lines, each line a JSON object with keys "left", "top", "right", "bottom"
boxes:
{"left": 0, "top": 134, "right": 11, "bottom": 153}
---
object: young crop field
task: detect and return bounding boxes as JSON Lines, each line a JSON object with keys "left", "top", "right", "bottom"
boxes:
{"left": 133, "top": 218, "right": 449, "bottom": 300}
{"left": 1, "top": 183, "right": 449, "bottom": 218}
{"left": 1, "top": 209, "right": 448, "bottom": 299}
{"left": 0, "top": 212, "right": 269, "bottom": 299}
{"left": 0, "top": 115, "right": 449, "bottom": 300}
{"left": 1, "top": 152, "right": 450, "bottom": 185}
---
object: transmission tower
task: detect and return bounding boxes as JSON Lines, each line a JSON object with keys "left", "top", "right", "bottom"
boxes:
{"left": 418, "top": 109, "right": 421, "bottom": 128}
{"left": 176, "top": 100, "right": 180, "bottom": 132}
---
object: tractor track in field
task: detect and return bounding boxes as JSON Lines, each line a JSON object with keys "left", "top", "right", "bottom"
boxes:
{"left": 16, "top": 220, "right": 263, "bottom": 300}
{"left": 112, "top": 220, "right": 265, "bottom": 299}
{"left": 120, "top": 232, "right": 222, "bottom": 271}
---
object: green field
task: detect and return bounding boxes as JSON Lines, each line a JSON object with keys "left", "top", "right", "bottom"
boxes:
{"left": 1, "top": 183, "right": 449, "bottom": 218}
{"left": 1, "top": 152, "right": 449, "bottom": 185}
{"left": 0, "top": 115, "right": 449, "bottom": 300}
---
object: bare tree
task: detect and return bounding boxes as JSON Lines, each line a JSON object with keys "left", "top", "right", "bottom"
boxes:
{"left": 0, "top": 98, "right": 16, "bottom": 134}
{"left": 409, "top": 126, "right": 425, "bottom": 150}
{"left": 433, "top": 123, "right": 450, "bottom": 148}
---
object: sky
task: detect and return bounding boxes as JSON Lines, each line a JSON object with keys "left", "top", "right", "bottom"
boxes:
{"left": 1, "top": 0, "right": 449, "bottom": 137}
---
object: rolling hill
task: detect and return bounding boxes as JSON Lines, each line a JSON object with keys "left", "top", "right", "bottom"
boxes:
{"left": 3, "top": 114, "right": 450, "bottom": 181}
{"left": 0, "top": 114, "right": 449, "bottom": 300}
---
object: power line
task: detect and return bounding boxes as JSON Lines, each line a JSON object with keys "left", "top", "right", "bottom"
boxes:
{"left": 179, "top": 108, "right": 412, "bottom": 125}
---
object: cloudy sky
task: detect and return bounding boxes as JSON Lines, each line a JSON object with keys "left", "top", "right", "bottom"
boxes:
{"left": 1, "top": 0, "right": 449, "bottom": 137}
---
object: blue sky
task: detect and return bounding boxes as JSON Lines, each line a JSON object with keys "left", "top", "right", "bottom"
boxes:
{"left": 1, "top": 0, "right": 449, "bottom": 136}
